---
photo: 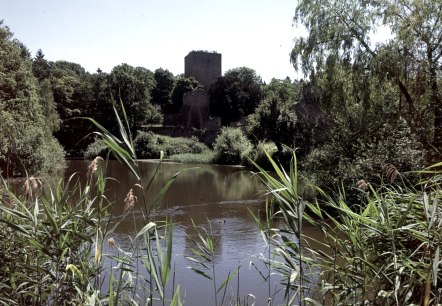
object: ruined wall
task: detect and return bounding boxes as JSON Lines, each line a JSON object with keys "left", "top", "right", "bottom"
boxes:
{"left": 151, "top": 51, "right": 222, "bottom": 145}
{"left": 184, "top": 51, "right": 221, "bottom": 89}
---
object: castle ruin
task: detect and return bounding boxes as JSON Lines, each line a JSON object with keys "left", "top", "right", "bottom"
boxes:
{"left": 157, "top": 51, "right": 222, "bottom": 144}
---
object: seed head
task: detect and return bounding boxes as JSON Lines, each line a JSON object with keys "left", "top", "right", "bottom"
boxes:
{"left": 23, "top": 176, "right": 38, "bottom": 198}
{"left": 87, "top": 156, "right": 104, "bottom": 177}
{"left": 123, "top": 189, "right": 137, "bottom": 213}
{"left": 107, "top": 237, "right": 116, "bottom": 248}
{"left": 356, "top": 179, "right": 367, "bottom": 190}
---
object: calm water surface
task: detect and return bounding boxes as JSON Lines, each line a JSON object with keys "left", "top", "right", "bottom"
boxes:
{"left": 62, "top": 160, "right": 305, "bottom": 305}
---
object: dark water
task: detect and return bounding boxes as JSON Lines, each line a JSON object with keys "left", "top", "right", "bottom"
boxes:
{"left": 61, "top": 160, "right": 303, "bottom": 305}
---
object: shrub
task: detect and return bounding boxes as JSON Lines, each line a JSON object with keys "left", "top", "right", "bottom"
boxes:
{"left": 134, "top": 132, "right": 209, "bottom": 159}
{"left": 134, "top": 131, "right": 162, "bottom": 159}
{"left": 246, "top": 141, "right": 278, "bottom": 169}
{"left": 84, "top": 138, "right": 109, "bottom": 160}
{"left": 169, "top": 151, "right": 215, "bottom": 164}
{"left": 302, "top": 118, "right": 424, "bottom": 196}
{"left": 213, "top": 127, "right": 252, "bottom": 165}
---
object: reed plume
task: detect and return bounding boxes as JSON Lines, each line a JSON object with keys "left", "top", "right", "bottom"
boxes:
{"left": 23, "top": 176, "right": 38, "bottom": 198}
{"left": 107, "top": 237, "right": 116, "bottom": 248}
{"left": 356, "top": 179, "right": 367, "bottom": 190}
{"left": 123, "top": 188, "right": 137, "bottom": 213}
{"left": 87, "top": 156, "right": 104, "bottom": 178}
{"left": 384, "top": 163, "right": 399, "bottom": 183}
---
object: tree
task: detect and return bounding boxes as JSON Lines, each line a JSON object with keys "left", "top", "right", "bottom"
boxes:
{"left": 291, "top": 0, "right": 442, "bottom": 153}
{"left": 0, "top": 22, "right": 64, "bottom": 176}
{"left": 32, "top": 49, "right": 52, "bottom": 81}
{"left": 209, "top": 67, "right": 263, "bottom": 125}
{"left": 49, "top": 60, "right": 93, "bottom": 155}
{"left": 248, "top": 79, "right": 300, "bottom": 153}
{"left": 151, "top": 68, "right": 175, "bottom": 112}
{"left": 170, "top": 76, "right": 200, "bottom": 113}
{"left": 38, "top": 79, "right": 61, "bottom": 133}
{"left": 87, "top": 71, "right": 114, "bottom": 132}
{"left": 109, "top": 64, "right": 162, "bottom": 134}
{"left": 213, "top": 127, "right": 253, "bottom": 165}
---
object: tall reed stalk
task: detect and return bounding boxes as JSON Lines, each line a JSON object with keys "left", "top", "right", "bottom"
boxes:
{"left": 85, "top": 97, "right": 180, "bottom": 305}
{"left": 252, "top": 149, "right": 442, "bottom": 305}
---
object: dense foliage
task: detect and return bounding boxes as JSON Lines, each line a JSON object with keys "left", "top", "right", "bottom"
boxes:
{"left": 253, "top": 151, "right": 442, "bottom": 306}
{"left": 133, "top": 132, "right": 209, "bottom": 159}
{"left": 0, "top": 22, "right": 64, "bottom": 176}
{"left": 213, "top": 127, "right": 253, "bottom": 165}
{"left": 209, "top": 67, "right": 264, "bottom": 125}
{"left": 248, "top": 78, "right": 300, "bottom": 153}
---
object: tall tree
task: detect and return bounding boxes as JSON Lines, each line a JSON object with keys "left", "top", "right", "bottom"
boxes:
{"left": 291, "top": 0, "right": 442, "bottom": 152}
{"left": 32, "top": 49, "right": 52, "bottom": 81}
{"left": 109, "top": 64, "right": 162, "bottom": 133}
{"left": 209, "top": 67, "right": 264, "bottom": 125}
{"left": 248, "top": 79, "right": 300, "bottom": 152}
{"left": 0, "top": 22, "right": 64, "bottom": 176}
{"left": 49, "top": 60, "right": 93, "bottom": 155}
{"left": 151, "top": 68, "right": 175, "bottom": 112}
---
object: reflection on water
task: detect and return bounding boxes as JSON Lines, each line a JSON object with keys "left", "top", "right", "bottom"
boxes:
{"left": 61, "top": 160, "right": 289, "bottom": 305}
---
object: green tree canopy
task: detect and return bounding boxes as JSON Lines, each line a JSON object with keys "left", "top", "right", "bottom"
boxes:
{"left": 170, "top": 75, "right": 200, "bottom": 113}
{"left": 32, "top": 49, "right": 52, "bottom": 81}
{"left": 209, "top": 67, "right": 264, "bottom": 125}
{"left": 0, "top": 22, "right": 64, "bottom": 176}
{"left": 109, "top": 64, "right": 162, "bottom": 134}
{"left": 49, "top": 60, "right": 93, "bottom": 155}
{"left": 291, "top": 0, "right": 442, "bottom": 152}
{"left": 248, "top": 78, "right": 300, "bottom": 152}
{"left": 151, "top": 68, "right": 176, "bottom": 112}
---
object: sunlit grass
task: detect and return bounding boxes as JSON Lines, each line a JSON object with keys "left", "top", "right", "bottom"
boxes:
{"left": 169, "top": 150, "right": 215, "bottom": 164}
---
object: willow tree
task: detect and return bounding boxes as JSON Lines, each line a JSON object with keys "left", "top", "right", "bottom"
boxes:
{"left": 291, "top": 0, "right": 442, "bottom": 151}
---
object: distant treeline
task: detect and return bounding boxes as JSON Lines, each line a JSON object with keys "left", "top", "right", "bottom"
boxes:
{"left": 2, "top": 2, "right": 441, "bottom": 198}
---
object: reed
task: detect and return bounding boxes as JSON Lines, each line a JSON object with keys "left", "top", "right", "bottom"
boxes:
{"left": 252, "top": 149, "right": 442, "bottom": 305}
{"left": 85, "top": 97, "right": 182, "bottom": 305}
{"left": 185, "top": 218, "right": 238, "bottom": 306}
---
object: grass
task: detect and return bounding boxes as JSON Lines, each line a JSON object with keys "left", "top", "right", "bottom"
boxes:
{"left": 169, "top": 150, "right": 215, "bottom": 164}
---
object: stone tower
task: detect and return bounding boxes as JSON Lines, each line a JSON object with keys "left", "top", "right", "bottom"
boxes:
{"left": 184, "top": 51, "right": 222, "bottom": 89}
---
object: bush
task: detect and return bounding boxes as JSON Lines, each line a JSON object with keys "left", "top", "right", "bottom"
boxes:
{"left": 134, "top": 131, "right": 162, "bottom": 159}
{"left": 302, "top": 118, "right": 424, "bottom": 195}
{"left": 84, "top": 138, "right": 109, "bottom": 160}
{"left": 245, "top": 141, "right": 278, "bottom": 169}
{"left": 169, "top": 151, "right": 215, "bottom": 164}
{"left": 213, "top": 127, "right": 252, "bottom": 165}
{"left": 134, "top": 132, "right": 210, "bottom": 159}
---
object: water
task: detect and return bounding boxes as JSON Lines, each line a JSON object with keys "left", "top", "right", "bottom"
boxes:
{"left": 61, "top": 160, "right": 297, "bottom": 305}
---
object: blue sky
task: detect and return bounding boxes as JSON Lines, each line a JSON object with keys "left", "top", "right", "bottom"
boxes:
{"left": 1, "top": 0, "right": 301, "bottom": 82}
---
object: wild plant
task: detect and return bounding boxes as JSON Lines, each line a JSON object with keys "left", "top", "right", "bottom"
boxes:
{"left": 0, "top": 169, "right": 106, "bottom": 305}
{"left": 251, "top": 149, "right": 314, "bottom": 305}
{"left": 253, "top": 149, "right": 442, "bottom": 305}
{"left": 185, "top": 218, "right": 237, "bottom": 306}
{"left": 0, "top": 95, "right": 181, "bottom": 305}
{"left": 85, "top": 97, "right": 181, "bottom": 305}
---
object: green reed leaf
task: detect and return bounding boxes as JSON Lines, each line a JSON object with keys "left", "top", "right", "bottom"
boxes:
{"left": 135, "top": 222, "right": 156, "bottom": 240}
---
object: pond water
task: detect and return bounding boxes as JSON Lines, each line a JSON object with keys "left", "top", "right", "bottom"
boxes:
{"left": 61, "top": 160, "right": 308, "bottom": 305}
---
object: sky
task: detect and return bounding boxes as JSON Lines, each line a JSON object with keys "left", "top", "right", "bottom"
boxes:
{"left": 1, "top": 0, "right": 302, "bottom": 82}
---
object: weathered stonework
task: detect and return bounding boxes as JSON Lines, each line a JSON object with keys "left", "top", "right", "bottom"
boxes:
{"left": 149, "top": 51, "right": 222, "bottom": 145}
{"left": 184, "top": 51, "right": 222, "bottom": 89}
